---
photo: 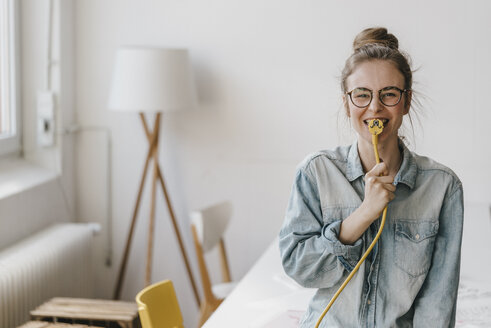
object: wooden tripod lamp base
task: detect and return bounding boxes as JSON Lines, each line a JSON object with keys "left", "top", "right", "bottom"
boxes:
{"left": 113, "top": 113, "right": 200, "bottom": 307}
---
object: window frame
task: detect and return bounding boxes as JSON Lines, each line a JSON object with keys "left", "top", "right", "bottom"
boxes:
{"left": 0, "top": 0, "right": 21, "bottom": 157}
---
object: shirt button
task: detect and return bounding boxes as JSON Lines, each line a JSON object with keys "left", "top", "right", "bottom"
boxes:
{"left": 415, "top": 234, "right": 420, "bottom": 240}
{"left": 367, "top": 300, "right": 371, "bottom": 305}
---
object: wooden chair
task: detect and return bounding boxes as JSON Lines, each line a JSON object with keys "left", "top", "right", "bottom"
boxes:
{"left": 191, "top": 201, "right": 237, "bottom": 327}
{"left": 135, "top": 279, "right": 184, "bottom": 328}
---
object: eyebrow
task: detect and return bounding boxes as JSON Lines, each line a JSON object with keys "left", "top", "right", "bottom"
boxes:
{"left": 352, "top": 86, "right": 403, "bottom": 91}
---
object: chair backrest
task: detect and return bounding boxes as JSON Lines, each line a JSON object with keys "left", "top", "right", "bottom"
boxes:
{"left": 190, "top": 201, "right": 233, "bottom": 300}
{"left": 135, "top": 279, "right": 184, "bottom": 328}
{"left": 191, "top": 201, "right": 232, "bottom": 253}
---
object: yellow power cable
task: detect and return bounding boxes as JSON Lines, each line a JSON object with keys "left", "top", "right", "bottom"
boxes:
{"left": 315, "top": 119, "right": 388, "bottom": 328}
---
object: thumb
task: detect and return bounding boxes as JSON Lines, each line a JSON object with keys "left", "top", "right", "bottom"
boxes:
{"left": 368, "top": 162, "right": 389, "bottom": 177}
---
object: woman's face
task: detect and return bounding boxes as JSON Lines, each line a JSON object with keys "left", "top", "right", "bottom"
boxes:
{"left": 344, "top": 59, "right": 410, "bottom": 145}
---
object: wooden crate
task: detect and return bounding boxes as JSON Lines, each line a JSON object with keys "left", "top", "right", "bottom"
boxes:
{"left": 18, "top": 321, "right": 100, "bottom": 328}
{"left": 30, "top": 298, "right": 140, "bottom": 328}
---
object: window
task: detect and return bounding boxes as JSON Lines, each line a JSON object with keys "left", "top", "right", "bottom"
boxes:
{"left": 0, "top": 0, "right": 20, "bottom": 156}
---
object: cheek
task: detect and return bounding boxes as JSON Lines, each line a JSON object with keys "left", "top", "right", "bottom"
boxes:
{"left": 350, "top": 110, "right": 365, "bottom": 128}
{"left": 347, "top": 103, "right": 360, "bottom": 120}
{"left": 390, "top": 111, "right": 405, "bottom": 130}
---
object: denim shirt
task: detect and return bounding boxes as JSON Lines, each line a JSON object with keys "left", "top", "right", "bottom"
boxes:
{"left": 279, "top": 140, "right": 464, "bottom": 328}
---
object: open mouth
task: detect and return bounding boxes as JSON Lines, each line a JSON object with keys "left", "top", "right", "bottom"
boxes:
{"left": 364, "top": 119, "right": 388, "bottom": 126}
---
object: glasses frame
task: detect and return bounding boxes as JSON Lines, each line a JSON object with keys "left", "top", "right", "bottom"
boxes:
{"left": 345, "top": 86, "right": 408, "bottom": 108}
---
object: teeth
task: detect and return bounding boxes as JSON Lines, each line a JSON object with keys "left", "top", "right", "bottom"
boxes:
{"left": 365, "top": 119, "right": 388, "bottom": 124}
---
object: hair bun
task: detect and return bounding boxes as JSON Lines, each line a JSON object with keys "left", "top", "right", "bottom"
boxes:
{"left": 353, "top": 27, "right": 399, "bottom": 52}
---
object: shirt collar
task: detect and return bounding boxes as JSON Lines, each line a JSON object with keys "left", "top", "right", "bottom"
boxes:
{"left": 394, "top": 139, "right": 417, "bottom": 189}
{"left": 346, "top": 139, "right": 417, "bottom": 189}
{"left": 346, "top": 140, "right": 365, "bottom": 182}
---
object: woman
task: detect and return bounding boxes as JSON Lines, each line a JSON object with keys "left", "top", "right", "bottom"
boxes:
{"left": 279, "top": 27, "right": 464, "bottom": 327}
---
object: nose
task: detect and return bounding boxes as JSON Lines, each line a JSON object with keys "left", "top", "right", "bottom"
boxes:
{"left": 367, "top": 94, "right": 383, "bottom": 113}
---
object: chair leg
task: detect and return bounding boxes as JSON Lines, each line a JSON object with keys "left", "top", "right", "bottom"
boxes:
{"left": 198, "top": 299, "right": 223, "bottom": 327}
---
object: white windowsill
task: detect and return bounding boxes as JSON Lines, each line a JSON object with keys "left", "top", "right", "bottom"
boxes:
{"left": 0, "top": 157, "right": 59, "bottom": 199}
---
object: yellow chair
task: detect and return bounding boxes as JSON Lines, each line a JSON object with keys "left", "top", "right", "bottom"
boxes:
{"left": 136, "top": 279, "right": 184, "bottom": 328}
{"left": 191, "top": 201, "right": 237, "bottom": 326}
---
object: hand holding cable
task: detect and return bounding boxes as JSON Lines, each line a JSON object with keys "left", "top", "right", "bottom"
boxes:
{"left": 361, "top": 163, "right": 396, "bottom": 220}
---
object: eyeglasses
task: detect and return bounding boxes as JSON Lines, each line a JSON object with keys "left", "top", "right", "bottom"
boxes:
{"left": 345, "top": 86, "right": 408, "bottom": 108}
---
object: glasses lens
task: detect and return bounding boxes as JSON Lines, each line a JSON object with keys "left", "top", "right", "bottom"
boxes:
{"left": 380, "top": 88, "right": 402, "bottom": 106}
{"left": 351, "top": 88, "right": 372, "bottom": 107}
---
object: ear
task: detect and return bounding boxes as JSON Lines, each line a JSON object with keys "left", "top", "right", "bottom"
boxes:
{"left": 403, "top": 90, "right": 412, "bottom": 115}
{"left": 343, "top": 94, "right": 351, "bottom": 117}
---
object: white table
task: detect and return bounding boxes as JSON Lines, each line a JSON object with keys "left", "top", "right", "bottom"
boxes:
{"left": 203, "top": 203, "right": 491, "bottom": 328}
{"left": 202, "top": 239, "right": 315, "bottom": 328}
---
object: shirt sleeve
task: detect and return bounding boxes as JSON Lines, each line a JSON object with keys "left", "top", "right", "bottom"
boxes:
{"left": 412, "top": 182, "right": 464, "bottom": 327}
{"left": 279, "top": 166, "right": 364, "bottom": 288}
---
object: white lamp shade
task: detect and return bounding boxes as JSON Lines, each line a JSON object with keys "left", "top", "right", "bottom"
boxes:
{"left": 108, "top": 46, "right": 197, "bottom": 112}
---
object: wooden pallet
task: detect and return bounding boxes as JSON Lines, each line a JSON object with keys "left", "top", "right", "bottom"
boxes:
{"left": 29, "top": 298, "right": 139, "bottom": 328}
{"left": 18, "top": 322, "right": 100, "bottom": 328}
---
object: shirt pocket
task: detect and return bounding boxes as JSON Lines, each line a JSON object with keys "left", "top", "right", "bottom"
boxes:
{"left": 394, "top": 220, "right": 439, "bottom": 277}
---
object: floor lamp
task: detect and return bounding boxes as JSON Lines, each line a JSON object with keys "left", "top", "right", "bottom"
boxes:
{"left": 108, "top": 46, "right": 200, "bottom": 306}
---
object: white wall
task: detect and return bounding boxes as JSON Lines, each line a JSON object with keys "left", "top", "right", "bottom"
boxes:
{"left": 75, "top": 0, "right": 491, "bottom": 326}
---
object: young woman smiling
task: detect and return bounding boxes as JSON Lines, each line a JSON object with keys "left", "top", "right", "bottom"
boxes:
{"left": 279, "top": 27, "right": 464, "bottom": 327}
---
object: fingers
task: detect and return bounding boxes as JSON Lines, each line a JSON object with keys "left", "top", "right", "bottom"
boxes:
{"left": 372, "top": 175, "right": 394, "bottom": 184}
{"left": 365, "top": 176, "right": 396, "bottom": 192}
{"left": 365, "top": 171, "right": 396, "bottom": 204}
{"left": 368, "top": 181, "right": 395, "bottom": 202}
{"left": 366, "top": 162, "right": 389, "bottom": 178}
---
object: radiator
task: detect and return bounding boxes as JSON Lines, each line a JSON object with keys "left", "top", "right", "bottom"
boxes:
{"left": 0, "top": 223, "right": 96, "bottom": 328}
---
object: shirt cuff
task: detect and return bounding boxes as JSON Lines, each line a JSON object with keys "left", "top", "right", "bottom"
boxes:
{"left": 323, "top": 220, "right": 363, "bottom": 271}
